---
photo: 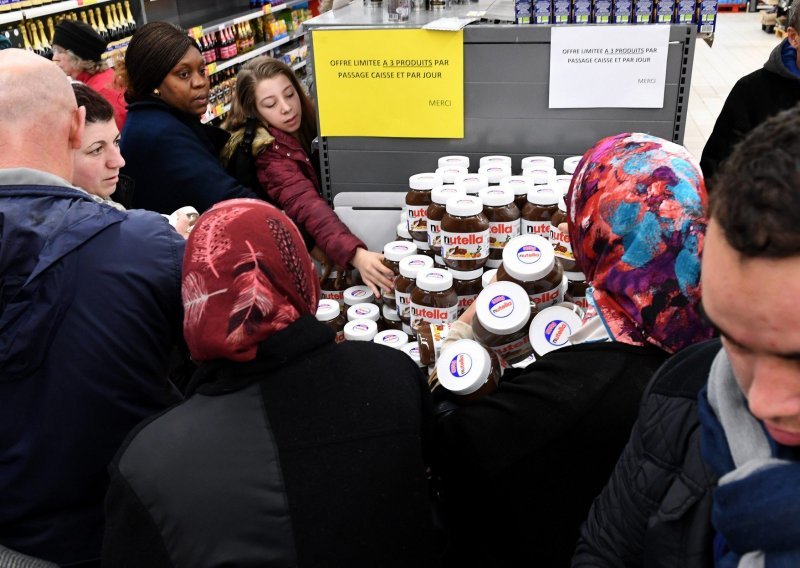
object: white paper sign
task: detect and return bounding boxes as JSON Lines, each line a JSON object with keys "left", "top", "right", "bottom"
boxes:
{"left": 549, "top": 25, "right": 671, "bottom": 109}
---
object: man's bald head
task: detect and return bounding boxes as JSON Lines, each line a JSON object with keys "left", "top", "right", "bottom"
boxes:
{"left": 0, "top": 49, "right": 85, "bottom": 178}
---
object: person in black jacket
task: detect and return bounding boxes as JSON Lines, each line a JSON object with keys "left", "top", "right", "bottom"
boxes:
{"left": 435, "top": 133, "right": 714, "bottom": 568}
{"left": 102, "top": 199, "right": 437, "bottom": 568}
{"left": 699, "top": 0, "right": 800, "bottom": 189}
{"left": 574, "top": 105, "right": 800, "bottom": 567}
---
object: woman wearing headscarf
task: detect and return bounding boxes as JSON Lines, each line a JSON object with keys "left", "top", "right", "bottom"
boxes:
{"left": 102, "top": 199, "right": 437, "bottom": 568}
{"left": 117, "top": 22, "right": 255, "bottom": 214}
{"left": 434, "top": 133, "right": 714, "bottom": 568}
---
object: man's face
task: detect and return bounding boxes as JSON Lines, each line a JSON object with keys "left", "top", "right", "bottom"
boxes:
{"left": 702, "top": 219, "right": 800, "bottom": 446}
{"left": 787, "top": 27, "right": 800, "bottom": 69}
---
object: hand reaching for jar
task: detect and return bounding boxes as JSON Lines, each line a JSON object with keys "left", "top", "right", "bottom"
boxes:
{"left": 351, "top": 248, "right": 395, "bottom": 299}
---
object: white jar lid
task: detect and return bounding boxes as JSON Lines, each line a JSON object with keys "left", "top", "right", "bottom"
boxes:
{"left": 445, "top": 195, "right": 483, "bottom": 217}
{"left": 435, "top": 166, "right": 469, "bottom": 185}
{"left": 455, "top": 173, "right": 488, "bottom": 194}
{"left": 521, "top": 156, "right": 555, "bottom": 170}
{"left": 501, "top": 176, "right": 535, "bottom": 196}
{"left": 563, "top": 156, "right": 583, "bottom": 174}
{"left": 373, "top": 329, "right": 410, "bottom": 349}
{"left": 343, "top": 285, "right": 375, "bottom": 306}
{"left": 344, "top": 318, "right": 378, "bottom": 341}
{"left": 347, "top": 303, "right": 380, "bottom": 322}
{"left": 401, "top": 341, "right": 426, "bottom": 367}
{"left": 478, "top": 186, "right": 513, "bottom": 207}
{"left": 527, "top": 185, "right": 558, "bottom": 206}
{"left": 479, "top": 155, "right": 512, "bottom": 168}
{"left": 436, "top": 339, "right": 493, "bottom": 396}
{"left": 523, "top": 166, "right": 558, "bottom": 185}
{"left": 400, "top": 254, "right": 434, "bottom": 278}
{"left": 384, "top": 240, "right": 417, "bottom": 261}
{"left": 316, "top": 299, "right": 341, "bottom": 322}
{"left": 529, "top": 305, "right": 584, "bottom": 356}
{"left": 565, "top": 270, "right": 586, "bottom": 282}
{"left": 382, "top": 303, "right": 401, "bottom": 321}
{"left": 475, "top": 281, "right": 531, "bottom": 335}
{"left": 482, "top": 268, "right": 497, "bottom": 288}
{"left": 415, "top": 239, "right": 431, "bottom": 251}
{"left": 396, "top": 222, "right": 411, "bottom": 240}
{"left": 554, "top": 175, "right": 573, "bottom": 196}
{"left": 438, "top": 155, "right": 470, "bottom": 169}
{"left": 501, "top": 235, "right": 556, "bottom": 281}
{"left": 478, "top": 165, "right": 512, "bottom": 184}
{"left": 416, "top": 267, "right": 454, "bottom": 292}
{"left": 448, "top": 266, "right": 484, "bottom": 281}
{"left": 409, "top": 172, "right": 443, "bottom": 191}
{"left": 431, "top": 185, "right": 465, "bottom": 205}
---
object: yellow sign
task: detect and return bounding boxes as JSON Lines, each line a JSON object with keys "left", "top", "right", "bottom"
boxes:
{"left": 312, "top": 29, "right": 464, "bottom": 138}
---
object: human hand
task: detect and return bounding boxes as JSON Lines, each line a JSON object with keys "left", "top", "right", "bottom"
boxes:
{"left": 310, "top": 246, "right": 333, "bottom": 283}
{"left": 351, "top": 248, "right": 394, "bottom": 298}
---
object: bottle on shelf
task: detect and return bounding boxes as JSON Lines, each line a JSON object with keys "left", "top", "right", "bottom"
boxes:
{"left": 86, "top": 9, "right": 98, "bottom": 33}
{"left": 18, "top": 23, "right": 32, "bottom": 52}
{"left": 37, "top": 20, "right": 52, "bottom": 58}
{"left": 123, "top": 1, "right": 135, "bottom": 33}
{"left": 94, "top": 8, "right": 109, "bottom": 42}
{"left": 46, "top": 17, "right": 55, "bottom": 43}
{"left": 105, "top": 5, "right": 119, "bottom": 41}
{"left": 28, "top": 22, "right": 45, "bottom": 57}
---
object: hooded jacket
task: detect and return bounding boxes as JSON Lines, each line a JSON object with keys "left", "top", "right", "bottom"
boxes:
{"left": 0, "top": 169, "right": 184, "bottom": 566}
{"left": 700, "top": 39, "right": 800, "bottom": 188}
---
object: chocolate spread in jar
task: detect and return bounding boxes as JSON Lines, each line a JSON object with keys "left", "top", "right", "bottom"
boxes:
{"left": 472, "top": 281, "right": 535, "bottom": 366}
{"left": 479, "top": 186, "right": 520, "bottom": 269}
{"left": 550, "top": 194, "right": 576, "bottom": 272}
{"left": 521, "top": 185, "right": 558, "bottom": 239}
{"left": 497, "top": 234, "right": 564, "bottom": 308}
{"left": 406, "top": 172, "right": 443, "bottom": 243}
{"left": 316, "top": 299, "right": 347, "bottom": 343}
{"left": 501, "top": 175, "right": 535, "bottom": 213}
{"left": 320, "top": 269, "right": 348, "bottom": 306}
{"left": 381, "top": 304, "right": 404, "bottom": 332}
{"left": 564, "top": 271, "right": 589, "bottom": 313}
{"left": 440, "top": 195, "right": 490, "bottom": 272}
{"left": 448, "top": 267, "right": 483, "bottom": 316}
{"left": 382, "top": 241, "right": 418, "bottom": 311}
{"left": 395, "top": 254, "right": 435, "bottom": 331}
{"left": 436, "top": 339, "right": 501, "bottom": 401}
{"left": 427, "top": 185, "right": 466, "bottom": 258}
{"left": 409, "top": 267, "right": 458, "bottom": 333}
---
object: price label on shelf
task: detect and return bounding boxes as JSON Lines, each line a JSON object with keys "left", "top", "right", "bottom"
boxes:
{"left": 189, "top": 26, "right": 204, "bottom": 40}
{"left": 206, "top": 61, "right": 217, "bottom": 75}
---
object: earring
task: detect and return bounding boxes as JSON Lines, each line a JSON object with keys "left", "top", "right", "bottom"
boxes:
{"left": 153, "top": 88, "right": 160, "bottom": 97}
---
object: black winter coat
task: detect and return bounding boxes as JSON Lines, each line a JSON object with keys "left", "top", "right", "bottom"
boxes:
{"left": 102, "top": 316, "right": 438, "bottom": 568}
{"left": 700, "top": 40, "right": 800, "bottom": 189}
{"left": 572, "top": 339, "right": 721, "bottom": 567}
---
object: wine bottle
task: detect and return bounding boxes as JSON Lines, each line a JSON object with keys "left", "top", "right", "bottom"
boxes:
{"left": 37, "top": 20, "right": 52, "bottom": 58}
{"left": 105, "top": 6, "right": 118, "bottom": 41}
{"left": 124, "top": 1, "right": 135, "bottom": 33}
{"left": 94, "top": 8, "right": 109, "bottom": 42}
{"left": 46, "top": 17, "right": 55, "bottom": 43}
{"left": 18, "top": 24, "right": 32, "bottom": 51}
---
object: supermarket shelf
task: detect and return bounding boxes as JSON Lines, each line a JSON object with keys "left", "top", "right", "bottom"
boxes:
{"left": 201, "top": 102, "right": 232, "bottom": 125}
{"left": 188, "top": 0, "right": 309, "bottom": 36}
{"left": 210, "top": 30, "right": 304, "bottom": 75}
{"left": 0, "top": 0, "right": 114, "bottom": 25}
{"left": 292, "top": 59, "right": 307, "bottom": 72}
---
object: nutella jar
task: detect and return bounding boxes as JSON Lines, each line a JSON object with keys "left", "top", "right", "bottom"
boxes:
{"left": 410, "top": 268, "right": 458, "bottom": 333}
{"left": 438, "top": 155, "right": 470, "bottom": 170}
{"left": 427, "top": 185, "right": 466, "bottom": 257}
{"left": 479, "top": 186, "right": 520, "bottom": 269}
{"left": 441, "top": 196, "right": 490, "bottom": 271}
{"left": 565, "top": 271, "right": 589, "bottom": 312}
{"left": 550, "top": 195, "right": 576, "bottom": 272}
{"left": 415, "top": 239, "right": 436, "bottom": 263}
{"left": 521, "top": 156, "right": 555, "bottom": 170}
{"left": 436, "top": 339, "right": 501, "bottom": 401}
{"left": 482, "top": 269, "right": 497, "bottom": 289}
{"left": 472, "top": 281, "right": 535, "bottom": 366}
{"left": 448, "top": 267, "right": 483, "bottom": 316}
{"left": 347, "top": 302, "right": 381, "bottom": 323}
{"left": 417, "top": 323, "right": 450, "bottom": 366}
{"left": 521, "top": 186, "right": 558, "bottom": 238}
{"left": 523, "top": 166, "right": 558, "bottom": 186}
{"left": 320, "top": 269, "right": 348, "bottom": 306}
{"left": 382, "top": 240, "right": 417, "bottom": 311}
{"left": 406, "top": 172, "right": 442, "bottom": 243}
{"left": 479, "top": 155, "right": 512, "bottom": 169}
{"left": 436, "top": 165, "right": 469, "bottom": 186}
{"left": 554, "top": 174, "right": 573, "bottom": 197}
{"left": 316, "top": 299, "right": 347, "bottom": 343}
{"left": 563, "top": 155, "right": 583, "bottom": 174}
{"left": 343, "top": 285, "right": 375, "bottom": 307}
{"left": 497, "top": 234, "right": 564, "bottom": 308}
{"left": 382, "top": 304, "right": 404, "bottom": 332}
{"left": 400, "top": 342, "right": 428, "bottom": 378}
{"left": 373, "top": 329, "right": 410, "bottom": 349}
{"left": 529, "top": 304, "right": 584, "bottom": 357}
{"left": 434, "top": 255, "right": 446, "bottom": 269}
{"left": 455, "top": 173, "right": 488, "bottom": 196}
{"left": 396, "top": 222, "right": 413, "bottom": 242}
{"left": 500, "top": 175, "right": 535, "bottom": 213}
{"left": 478, "top": 165, "right": 512, "bottom": 186}
{"left": 396, "top": 255, "right": 435, "bottom": 330}
{"left": 344, "top": 319, "right": 379, "bottom": 342}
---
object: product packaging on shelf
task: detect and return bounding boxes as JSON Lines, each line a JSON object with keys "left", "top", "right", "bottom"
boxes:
{"left": 515, "top": 0, "right": 533, "bottom": 23}
{"left": 675, "top": 0, "right": 696, "bottom": 22}
{"left": 654, "top": 0, "right": 675, "bottom": 22}
{"left": 614, "top": 0, "right": 634, "bottom": 22}
{"left": 553, "top": 0, "right": 571, "bottom": 22}
{"left": 570, "top": 0, "right": 592, "bottom": 23}
{"left": 593, "top": 0, "right": 613, "bottom": 21}
{"left": 533, "top": 0, "right": 553, "bottom": 23}
{"left": 697, "top": 0, "right": 718, "bottom": 34}
{"left": 633, "top": 0, "right": 654, "bottom": 23}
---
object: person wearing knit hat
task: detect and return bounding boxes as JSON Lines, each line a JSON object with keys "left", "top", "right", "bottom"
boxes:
{"left": 52, "top": 20, "right": 127, "bottom": 129}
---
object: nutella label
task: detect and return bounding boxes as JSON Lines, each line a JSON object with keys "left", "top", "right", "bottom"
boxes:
{"left": 441, "top": 230, "right": 490, "bottom": 261}
{"left": 550, "top": 225, "right": 575, "bottom": 263}
{"left": 489, "top": 221, "right": 520, "bottom": 250}
{"left": 449, "top": 353, "right": 472, "bottom": 377}
{"left": 396, "top": 290, "right": 411, "bottom": 319}
{"left": 572, "top": 295, "right": 589, "bottom": 311}
{"left": 522, "top": 219, "right": 551, "bottom": 237}
{"left": 489, "top": 294, "right": 515, "bottom": 318}
{"left": 490, "top": 335, "right": 532, "bottom": 364}
{"left": 407, "top": 205, "right": 428, "bottom": 234}
{"left": 529, "top": 285, "right": 563, "bottom": 309}
{"left": 544, "top": 319, "right": 572, "bottom": 347}
{"left": 517, "top": 244, "right": 542, "bottom": 264}
{"left": 335, "top": 331, "right": 346, "bottom": 343}
{"left": 379, "top": 333, "right": 404, "bottom": 345}
{"left": 427, "top": 219, "right": 442, "bottom": 247}
{"left": 321, "top": 289, "right": 344, "bottom": 305}
{"left": 352, "top": 305, "right": 375, "bottom": 318}
{"left": 457, "top": 293, "right": 478, "bottom": 314}
{"left": 410, "top": 302, "right": 458, "bottom": 329}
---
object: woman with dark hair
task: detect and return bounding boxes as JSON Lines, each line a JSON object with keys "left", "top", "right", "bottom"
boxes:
{"left": 221, "top": 56, "right": 393, "bottom": 297}
{"left": 102, "top": 199, "right": 437, "bottom": 567}
{"left": 118, "top": 22, "right": 254, "bottom": 215}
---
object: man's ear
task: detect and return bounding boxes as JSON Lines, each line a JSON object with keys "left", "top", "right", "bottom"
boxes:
{"left": 787, "top": 27, "right": 800, "bottom": 50}
{"left": 69, "top": 105, "right": 86, "bottom": 150}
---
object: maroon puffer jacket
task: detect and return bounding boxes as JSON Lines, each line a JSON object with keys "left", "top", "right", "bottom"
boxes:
{"left": 255, "top": 127, "right": 365, "bottom": 268}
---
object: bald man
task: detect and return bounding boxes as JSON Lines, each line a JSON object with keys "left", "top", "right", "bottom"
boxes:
{"left": 0, "top": 50, "right": 185, "bottom": 567}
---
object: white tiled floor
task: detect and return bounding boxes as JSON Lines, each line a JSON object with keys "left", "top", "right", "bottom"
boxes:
{"left": 683, "top": 11, "right": 782, "bottom": 159}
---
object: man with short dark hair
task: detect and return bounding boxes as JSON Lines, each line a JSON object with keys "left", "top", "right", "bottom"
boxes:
{"left": 573, "top": 104, "right": 800, "bottom": 566}
{"left": 0, "top": 49, "right": 184, "bottom": 566}
{"left": 700, "top": 0, "right": 800, "bottom": 188}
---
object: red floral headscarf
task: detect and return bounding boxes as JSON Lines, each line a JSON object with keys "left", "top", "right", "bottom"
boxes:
{"left": 182, "top": 199, "right": 320, "bottom": 362}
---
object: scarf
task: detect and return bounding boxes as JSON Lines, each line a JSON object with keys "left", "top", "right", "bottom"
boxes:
{"left": 566, "top": 132, "right": 714, "bottom": 354}
{"left": 182, "top": 198, "right": 320, "bottom": 362}
{"left": 698, "top": 348, "right": 800, "bottom": 568}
